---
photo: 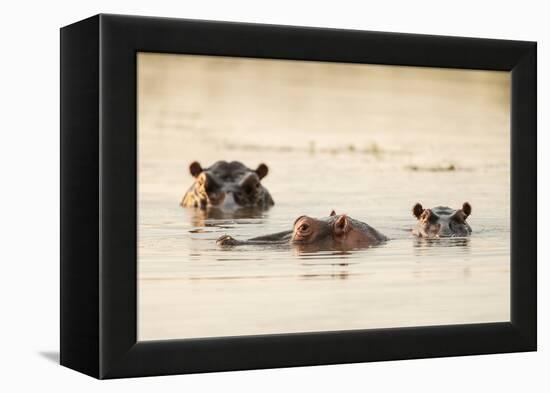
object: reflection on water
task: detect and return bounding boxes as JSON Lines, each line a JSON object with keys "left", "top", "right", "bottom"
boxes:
{"left": 137, "top": 53, "right": 510, "bottom": 341}
{"left": 188, "top": 206, "right": 267, "bottom": 228}
{"left": 413, "top": 237, "right": 471, "bottom": 248}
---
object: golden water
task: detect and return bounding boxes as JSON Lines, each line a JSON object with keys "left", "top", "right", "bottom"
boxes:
{"left": 137, "top": 53, "right": 510, "bottom": 341}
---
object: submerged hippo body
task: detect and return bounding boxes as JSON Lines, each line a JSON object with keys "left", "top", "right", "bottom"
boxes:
{"left": 217, "top": 211, "right": 387, "bottom": 250}
{"left": 181, "top": 161, "right": 274, "bottom": 210}
{"left": 412, "top": 202, "right": 472, "bottom": 238}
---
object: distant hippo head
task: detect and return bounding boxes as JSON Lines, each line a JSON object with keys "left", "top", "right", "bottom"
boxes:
{"left": 181, "top": 160, "right": 274, "bottom": 210}
{"left": 412, "top": 202, "right": 472, "bottom": 238}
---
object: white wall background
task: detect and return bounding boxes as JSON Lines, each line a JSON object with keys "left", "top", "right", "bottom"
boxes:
{"left": 0, "top": 0, "right": 546, "bottom": 391}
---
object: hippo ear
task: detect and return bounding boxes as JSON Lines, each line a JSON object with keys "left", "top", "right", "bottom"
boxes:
{"left": 255, "top": 163, "right": 269, "bottom": 179}
{"left": 189, "top": 161, "right": 202, "bottom": 177}
{"left": 334, "top": 214, "right": 351, "bottom": 236}
{"left": 462, "top": 202, "right": 472, "bottom": 218}
{"left": 412, "top": 203, "right": 424, "bottom": 219}
{"left": 330, "top": 210, "right": 336, "bottom": 216}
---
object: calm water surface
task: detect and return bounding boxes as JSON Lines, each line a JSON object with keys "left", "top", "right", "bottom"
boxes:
{"left": 137, "top": 54, "right": 510, "bottom": 340}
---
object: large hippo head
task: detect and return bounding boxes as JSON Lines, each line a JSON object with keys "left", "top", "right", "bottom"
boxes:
{"left": 292, "top": 211, "right": 386, "bottom": 248}
{"left": 217, "top": 211, "right": 387, "bottom": 250}
{"left": 412, "top": 202, "right": 472, "bottom": 238}
{"left": 181, "top": 160, "right": 274, "bottom": 210}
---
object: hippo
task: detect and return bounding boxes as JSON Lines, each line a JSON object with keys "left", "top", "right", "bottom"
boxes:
{"left": 412, "top": 202, "right": 472, "bottom": 238}
{"left": 181, "top": 161, "right": 274, "bottom": 210}
{"left": 217, "top": 210, "right": 387, "bottom": 250}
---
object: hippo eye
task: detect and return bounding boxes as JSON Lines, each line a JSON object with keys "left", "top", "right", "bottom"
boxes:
{"left": 299, "top": 223, "right": 309, "bottom": 231}
{"left": 452, "top": 214, "right": 465, "bottom": 224}
{"left": 243, "top": 179, "right": 260, "bottom": 194}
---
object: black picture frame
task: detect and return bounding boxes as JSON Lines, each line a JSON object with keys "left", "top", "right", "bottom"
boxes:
{"left": 60, "top": 14, "right": 537, "bottom": 379}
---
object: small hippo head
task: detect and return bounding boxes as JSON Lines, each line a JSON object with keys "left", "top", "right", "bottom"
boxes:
{"left": 292, "top": 210, "right": 386, "bottom": 248}
{"left": 412, "top": 202, "right": 472, "bottom": 238}
{"left": 181, "top": 160, "right": 274, "bottom": 210}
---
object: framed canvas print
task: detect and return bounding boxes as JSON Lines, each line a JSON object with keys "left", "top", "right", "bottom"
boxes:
{"left": 60, "top": 14, "right": 536, "bottom": 379}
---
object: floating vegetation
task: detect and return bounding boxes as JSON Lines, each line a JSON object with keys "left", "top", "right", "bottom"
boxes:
{"left": 224, "top": 140, "right": 404, "bottom": 157}
{"left": 405, "top": 163, "right": 471, "bottom": 172}
{"left": 318, "top": 142, "right": 383, "bottom": 156}
{"left": 223, "top": 142, "right": 295, "bottom": 152}
{"left": 361, "top": 142, "right": 382, "bottom": 155}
